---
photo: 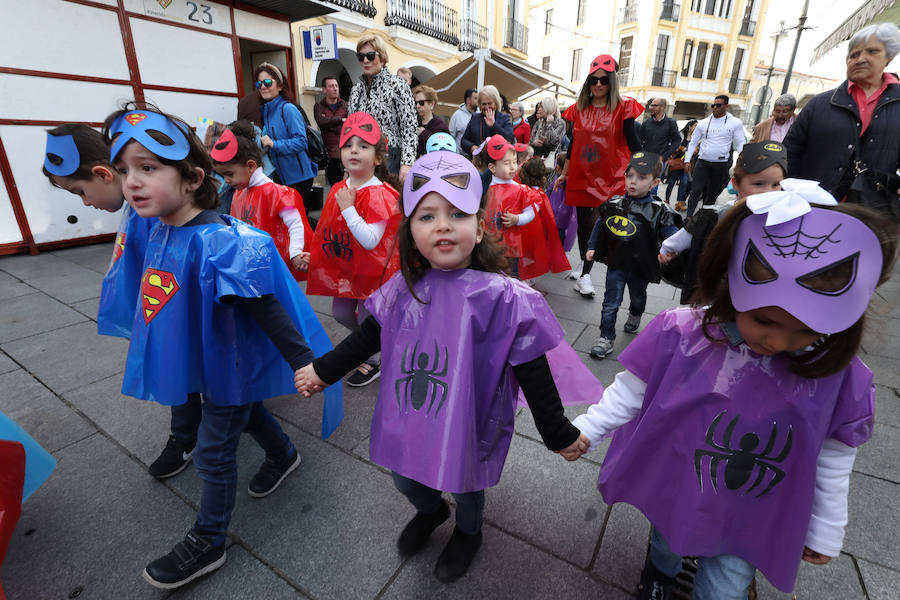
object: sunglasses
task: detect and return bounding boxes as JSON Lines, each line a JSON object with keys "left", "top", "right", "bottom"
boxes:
{"left": 415, "top": 100, "right": 429, "bottom": 106}
{"left": 356, "top": 51, "right": 379, "bottom": 62}
{"left": 255, "top": 79, "right": 275, "bottom": 89}
{"left": 588, "top": 75, "right": 610, "bottom": 86}
{"left": 711, "top": 103, "right": 725, "bottom": 108}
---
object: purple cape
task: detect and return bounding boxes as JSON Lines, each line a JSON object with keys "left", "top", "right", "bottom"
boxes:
{"left": 600, "top": 308, "right": 874, "bottom": 592}
{"left": 366, "top": 269, "right": 567, "bottom": 493}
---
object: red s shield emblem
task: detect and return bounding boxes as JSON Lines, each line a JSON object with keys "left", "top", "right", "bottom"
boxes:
{"left": 141, "top": 268, "right": 180, "bottom": 325}
{"left": 125, "top": 113, "right": 147, "bottom": 126}
{"left": 112, "top": 232, "right": 126, "bottom": 263}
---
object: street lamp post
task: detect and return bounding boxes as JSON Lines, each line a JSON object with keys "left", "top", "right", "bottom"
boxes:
{"left": 756, "top": 21, "right": 789, "bottom": 126}
{"left": 782, "top": 0, "right": 812, "bottom": 95}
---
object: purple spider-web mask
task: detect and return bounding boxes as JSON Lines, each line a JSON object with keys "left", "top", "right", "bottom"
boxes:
{"left": 402, "top": 151, "right": 483, "bottom": 216}
{"left": 728, "top": 207, "right": 882, "bottom": 334}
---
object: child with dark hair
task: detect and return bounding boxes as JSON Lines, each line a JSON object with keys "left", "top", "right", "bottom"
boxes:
{"left": 42, "top": 122, "right": 205, "bottom": 480}
{"left": 585, "top": 151, "right": 682, "bottom": 358}
{"left": 210, "top": 120, "right": 313, "bottom": 280}
{"left": 103, "top": 104, "right": 341, "bottom": 589}
{"left": 566, "top": 185, "right": 897, "bottom": 599}
{"left": 296, "top": 150, "right": 596, "bottom": 583}
{"left": 518, "top": 157, "right": 571, "bottom": 279}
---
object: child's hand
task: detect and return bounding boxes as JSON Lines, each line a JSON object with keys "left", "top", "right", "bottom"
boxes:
{"left": 295, "top": 364, "right": 326, "bottom": 398}
{"left": 658, "top": 251, "right": 675, "bottom": 264}
{"left": 335, "top": 186, "right": 356, "bottom": 211}
{"left": 552, "top": 174, "right": 566, "bottom": 191}
{"left": 291, "top": 252, "right": 310, "bottom": 271}
{"left": 801, "top": 547, "right": 832, "bottom": 565}
{"left": 558, "top": 433, "right": 591, "bottom": 461}
{"left": 260, "top": 135, "right": 274, "bottom": 149}
{"left": 501, "top": 211, "right": 520, "bottom": 227}
{"left": 585, "top": 250, "right": 595, "bottom": 261}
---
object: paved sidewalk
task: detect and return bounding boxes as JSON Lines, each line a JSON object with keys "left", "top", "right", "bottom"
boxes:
{"left": 0, "top": 221, "right": 898, "bottom": 599}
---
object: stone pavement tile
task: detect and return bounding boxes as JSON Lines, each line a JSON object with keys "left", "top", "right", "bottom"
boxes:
{"left": 861, "top": 329, "right": 900, "bottom": 360}
{"left": 0, "top": 433, "right": 196, "bottom": 600}
{"left": 591, "top": 502, "right": 651, "bottom": 593}
{"left": 169, "top": 545, "right": 308, "bottom": 599}
{"left": 167, "top": 423, "right": 410, "bottom": 600}
{"left": 24, "top": 264, "right": 105, "bottom": 305}
{"left": 71, "top": 296, "right": 100, "bottom": 321}
{"left": 380, "top": 522, "right": 631, "bottom": 600}
{"left": 875, "top": 385, "right": 900, "bottom": 428}
{"left": 854, "top": 423, "right": 900, "bottom": 483}
{"left": 0, "top": 292, "right": 87, "bottom": 343}
{"left": 62, "top": 372, "right": 173, "bottom": 467}
{"left": 860, "top": 353, "right": 900, "bottom": 389}
{"left": 487, "top": 435, "right": 608, "bottom": 569}
{"left": 573, "top": 323, "right": 630, "bottom": 360}
{"left": 857, "top": 558, "right": 900, "bottom": 600}
{"left": 556, "top": 317, "right": 587, "bottom": 346}
{"left": 304, "top": 291, "right": 337, "bottom": 316}
{"left": 50, "top": 243, "right": 115, "bottom": 275}
{"left": 755, "top": 553, "right": 866, "bottom": 599}
{"left": 0, "top": 369, "right": 96, "bottom": 453}
{"left": 544, "top": 290, "right": 603, "bottom": 325}
{"left": 843, "top": 473, "right": 900, "bottom": 571}
{"left": 0, "top": 251, "right": 77, "bottom": 280}
{"left": 2, "top": 321, "right": 128, "bottom": 394}
{"left": 0, "top": 270, "right": 34, "bottom": 300}
{"left": 515, "top": 406, "right": 612, "bottom": 468}
{"left": 646, "top": 281, "right": 679, "bottom": 301}
{"left": 580, "top": 350, "right": 629, "bottom": 388}
{"left": 0, "top": 350, "right": 17, "bottom": 375}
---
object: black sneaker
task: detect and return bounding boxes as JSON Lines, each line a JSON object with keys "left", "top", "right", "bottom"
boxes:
{"left": 346, "top": 362, "right": 380, "bottom": 387}
{"left": 148, "top": 435, "right": 195, "bottom": 479}
{"left": 636, "top": 561, "right": 676, "bottom": 600}
{"left": 397, "top": 500, "right": 450, "bottom": 556}
{"left": 434, "top": 526, "right": 482, "bottom": 583}
{"left": 248, "top": 448, "right": 301, "bottom": 498}
{"left": 142, "top": 530, "right": 226, "bottom": 589}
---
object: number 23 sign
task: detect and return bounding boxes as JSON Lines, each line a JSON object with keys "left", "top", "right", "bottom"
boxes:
{"left": 141, "top": 0, "right": 221, "bottom": 30}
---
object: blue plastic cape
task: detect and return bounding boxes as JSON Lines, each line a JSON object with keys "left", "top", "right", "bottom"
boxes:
{"left": 0, "top": 411, "right": 56, "bottom": 502}
{"left": 97, "top": 205, "right": 156, "bottom": 338}
{"left": 122, "top": 216, "right": 343, "bottom": 438}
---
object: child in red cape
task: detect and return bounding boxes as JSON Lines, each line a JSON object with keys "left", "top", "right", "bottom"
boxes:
{"left": 518, "top": 157, "right": 571, "bottom": 278}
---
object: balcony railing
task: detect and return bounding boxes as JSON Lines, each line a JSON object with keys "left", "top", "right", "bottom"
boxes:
{"left": 618, "top": 5, "right": 638, "bottom": 23}
{"left": 650, "top": 68, "right": 677, "bottom": 88}
{"left": 384, "top": 0, "right": 459, "bottom": 46}
{"left": 660, "top": 2, "right": 679, "bottom": 21}
{"left": 322, "top": 0, "right": 377, "bottom": 18}
{"left": 728, "top": 77, "right": 750, "bottom": 95}
{"left": 460, "top": 18, "right": 488, "bottom": 52}
{"left": 504, "top": 18, "right": 528, "bottom": 53}
{"left": 739, "top": 19, "right": 756, "bottom": 37}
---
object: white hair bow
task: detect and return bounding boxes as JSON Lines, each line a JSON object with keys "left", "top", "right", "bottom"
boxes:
{"left": 745, "top": 178, "right": 838, "bottom": 226}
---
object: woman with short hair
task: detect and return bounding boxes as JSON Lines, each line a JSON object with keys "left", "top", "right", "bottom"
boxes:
{"left": 509, "top": 102, "right": 531, "bottom": 145}
{"left": 413, "top": 85, "right": 450, "bottom": 157}
{"left": 461, "top": 85, "right": 514, "bottom": 156}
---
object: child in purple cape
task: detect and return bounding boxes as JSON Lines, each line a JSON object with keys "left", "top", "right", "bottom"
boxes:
{"left": 564, "top": 184, "right": 897, "bottom": 598}
{"left": 295, "top": 151, "right": 593, "bottom": 583}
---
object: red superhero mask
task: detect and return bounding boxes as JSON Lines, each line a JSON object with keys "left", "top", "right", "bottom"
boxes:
{"left": 473, "top": 134, "right": 528, "bottom": 161}
{"left": 589, "top": 54, "right": 618, "bottom": 74}
{"left": 210, "top": 129, "right": 238, "bottom": 163}
{"left": 340, "top": 112, "right": 382, "bottom": 147}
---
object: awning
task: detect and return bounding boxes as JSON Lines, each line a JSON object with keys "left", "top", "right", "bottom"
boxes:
{"left": 812, "top": 0, "right": 898, "bottom": 62}
{"left": 423, "top": 49, "right": 578, "bottom": 109}
{"left": 238, "top": 0, "right": 335, "bottom": 21}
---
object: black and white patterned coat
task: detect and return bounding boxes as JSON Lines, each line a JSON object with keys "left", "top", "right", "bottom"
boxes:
{"left": 348, "top": 68, "right": 418, "bottom": 167}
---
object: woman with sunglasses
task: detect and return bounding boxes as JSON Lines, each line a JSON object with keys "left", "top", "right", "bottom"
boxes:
{"left": 413, "top": 85, "right": 449, "bottom": 158}
{"left": 348, "top": 34, "right": 418, "bottom": 181}
{"left": 254, "top": 63, "right": 318, "bottom": 214}
{"left": 554, "top": 54, "right": 643, "bottom": 299}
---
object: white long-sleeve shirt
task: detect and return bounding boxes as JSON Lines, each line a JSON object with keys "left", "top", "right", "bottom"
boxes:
{"left": 247, "top": 167, "right": 305, "bottom": 257}
{"left": 490, "top": 176, "right": 536, "bottom": 225}
{"left": 340, "top": 175, "right": 387, "bottom": 250}
{"left": 685, "top": 113, "right": 746, "bottom": 164}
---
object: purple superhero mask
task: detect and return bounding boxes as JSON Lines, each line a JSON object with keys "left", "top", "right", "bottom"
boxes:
{"left": 44, "top": 133, "right": 81, "bottom": 177}
{"left": 402, "top": 151, "right": 482, "bottom": 216}
{"left": 728, "top": 180, "right": 882, "bottom": 334}
{"left": 109, "top": 111, "right": 191, "bottom": 162}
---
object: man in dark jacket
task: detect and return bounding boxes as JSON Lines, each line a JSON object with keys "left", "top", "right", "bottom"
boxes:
{"left": 637, "top": 98, "right": 681, "bottom": 161}
{"left": 313, "top": 76, "right": 349, "bottom": 185}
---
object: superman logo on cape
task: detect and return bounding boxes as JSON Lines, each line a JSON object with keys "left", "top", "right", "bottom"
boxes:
{"left": 141, "top": 268, "right": 180, "bottom": 325}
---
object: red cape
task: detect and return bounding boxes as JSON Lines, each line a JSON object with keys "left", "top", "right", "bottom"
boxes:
{"left": 307, "top": 181, "right": 401, "bottom": 298}
{"left": 230, "top": 182, "right": 313, "bottom": 281}
{"left": 562, "top": 97, "right": 644, "bottom": 207}
{"left": 522, "top": 187, "right": 571, "bottom": 278}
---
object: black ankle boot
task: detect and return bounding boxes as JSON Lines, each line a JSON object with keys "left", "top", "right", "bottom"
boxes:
{"left": 636, "top": 561, "right": 676, "bottom": 600}
{"left": 397, "top": 500, "right": 450, "bottom": 555}
{"left": 434, "top": 526, "right": 482, "bottom": 582}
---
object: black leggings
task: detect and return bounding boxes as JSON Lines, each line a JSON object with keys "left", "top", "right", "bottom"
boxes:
{"left": 576, "top": 206, "right": 601, "bottom": 275}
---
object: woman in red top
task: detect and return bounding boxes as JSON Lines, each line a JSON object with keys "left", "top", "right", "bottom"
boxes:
{"left": 509, "top": 102, "right": 532, "bottom": 146}
{"left": 555, "top": 55, "right": 643, "bottom": 298}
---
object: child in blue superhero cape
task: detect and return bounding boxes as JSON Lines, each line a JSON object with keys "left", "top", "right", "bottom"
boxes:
{"left": 102, "top": 104, "right": 341, "bottom": 590}
{"left": 42, "top": 124, "right": 203, "bottom": 479}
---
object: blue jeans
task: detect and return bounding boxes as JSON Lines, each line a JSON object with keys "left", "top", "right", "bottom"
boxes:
{"left": 170, "top": 392, "right": 203, "bottom": 444}
{"left": 392, "top": 472, "right": 485, "bottom": 536}
{"left": 650, "top": 529, "right": 755, "bottom": 600}
{"left": 193, "top": 400, "right": 293, "bottom": 545}
{"left": 600, "top": 269, "right": 648, "bottom": 341}
{"left": 665, "top": 170, "right": 691, "bottom": 204}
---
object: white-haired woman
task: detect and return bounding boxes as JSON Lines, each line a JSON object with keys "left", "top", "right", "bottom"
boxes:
{"left": 508, "top": 101, "right": 531, "bottom": 145}
{"left": 529, "top": 97, "right": 566, "bottom": 159}
{"left": 785, "top": 23, "right": 900, "bottom": 209}
{"left": 461, "top": 85, "right": 514, "bottom": 156}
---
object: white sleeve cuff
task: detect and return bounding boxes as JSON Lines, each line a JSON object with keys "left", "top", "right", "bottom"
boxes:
{"left": 571, "top": 370, "right": 646, "bottom": 451}
{"left": 805, "top": 438, "right": 857, "bottom": 557}
{"left": 279, "top": 208, "right": 305, "bottom": 257}
{"left": 514, "top": 205, "right": 536, "bottom": 226}
{"left": 661, "top": 228, "right": 692, "bottom": 255}
{"left": 340, "top": 206, "right": 386, "bottom": 250}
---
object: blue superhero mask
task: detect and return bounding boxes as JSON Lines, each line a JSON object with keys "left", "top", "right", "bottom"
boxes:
{"left": 109, "top": 111, "right": 191, "bottom": 162}
{"left": 44, "top": 133, "right": 81, "bottom": 177}
{"left": 426, "top": 132, "right": 457, "bottom": 153}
